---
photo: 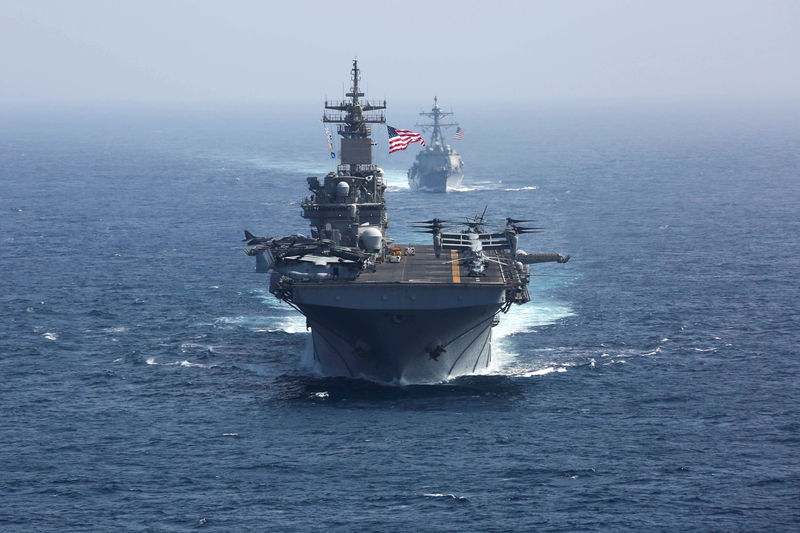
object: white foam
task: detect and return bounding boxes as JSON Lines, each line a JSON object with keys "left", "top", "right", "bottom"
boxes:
{"left": 423, "top": 493, "right": 469, "bottom": 501}
{"left": 503, "top": 186, "right": 538, "bottom": 191}
{"left": 215, "top": 314, "right": 307, "bottom": 334}
{"left": 493, "top": 301, "right": 574, "bottom": 339}
{"left": 43, "top": 332, "right": 58, "bottom": 341}
{"left": 178, "top": 360, "right": 209, "bottom": 368}
{"left": 180, "top": 342, "right": 214, "bottom": 353}
{"left": 298, "top": 334, "right": 322, "bottom": 375}
{"left": 146, "top": 357, "right": 212, "bottom": 368}
{"left": 478, "top": 299, "right": 575, "bottom": 377}
{"left": 504, "top": 365, "right": 569, "bottom": 378}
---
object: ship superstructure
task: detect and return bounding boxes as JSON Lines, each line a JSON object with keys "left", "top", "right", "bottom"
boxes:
{"left": 407, "top": 97, "right": 464, "bottom": 192}
{"left": 243, "top": 62, "right": 569, "bottom": 384}
{"left": 304, "top": 60, "right": 388, "bottom": 246}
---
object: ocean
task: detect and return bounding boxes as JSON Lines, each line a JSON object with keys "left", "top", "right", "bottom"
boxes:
{"left": 1, "top": 102, "right": 798, "bottom": 531}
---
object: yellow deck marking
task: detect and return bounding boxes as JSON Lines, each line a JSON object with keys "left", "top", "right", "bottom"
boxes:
{"left": 451, "top": 250, "right": 461, "bottom": 283}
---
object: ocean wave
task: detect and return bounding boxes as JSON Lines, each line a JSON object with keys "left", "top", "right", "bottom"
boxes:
{"left": 145, "top": 357, "right": 212, "bottom": 368}
{"left": 476, "top": 300, "right": 576, "bottom": 378}
{"left": 214, "top": 314, "right": 307, "bottom": 334}
{"left": 236, "top": 363, "right": 282, "bottom": 377}
{"left": 505, "top": 365, "right": 569, "bottom": 377}
{"left": 423, "top": 493, "right": 469, "bottom": 501}
{"left": 493, "top": 300, "right": 574, "bottom": 339}
{"left": 180, "top": 342, "right": 214, "bottom": 353}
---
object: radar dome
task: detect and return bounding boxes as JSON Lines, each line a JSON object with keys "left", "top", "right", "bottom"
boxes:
{"left": 360, "top": 227, "right": 383, "bottom": 252}
{"left": 336, "top": 181, "right": 350, "bottom": 197}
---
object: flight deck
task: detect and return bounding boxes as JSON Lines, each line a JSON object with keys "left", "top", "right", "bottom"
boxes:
{"left": 353, "top": 245, "right": 510, "bottom": 285}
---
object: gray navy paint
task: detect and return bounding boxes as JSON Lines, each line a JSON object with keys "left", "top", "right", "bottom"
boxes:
{"left": 408, "top": 97, "right": 464, "bottom": 192}
{"left": 243, "top": 61, "right": 569, "bottom": 383}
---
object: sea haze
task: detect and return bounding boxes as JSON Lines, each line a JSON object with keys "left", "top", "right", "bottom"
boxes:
{"left": 1, "top": 103, "right": 798, "bottom": 531}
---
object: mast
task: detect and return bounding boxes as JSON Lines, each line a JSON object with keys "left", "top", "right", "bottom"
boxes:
{"left": 416, "top": 96, "right": 458, "bottom": 148}
{"left": 302, "top": 60, "right": 389, "bottom": 246}
{"left": 323, "top": 59, "right": 386, "bottom": 176}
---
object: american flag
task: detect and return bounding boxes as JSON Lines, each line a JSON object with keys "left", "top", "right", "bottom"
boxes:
{"left": 454, "top": 126, "right": 464, "bottom": 140}
{"left": 387, "top": 126, "right": 425, "bottom": 153}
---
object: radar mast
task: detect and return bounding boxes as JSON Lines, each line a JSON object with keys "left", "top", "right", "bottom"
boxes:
{"left": 416, "top": 96, "right": 458, "bottom": 148}
{"left": 323, "top": 59, "right": 387, "bottom": 176}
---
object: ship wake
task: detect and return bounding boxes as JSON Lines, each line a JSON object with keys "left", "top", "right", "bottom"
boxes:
{"left": 481, "top": 298, "right": 576, "bottom": 378}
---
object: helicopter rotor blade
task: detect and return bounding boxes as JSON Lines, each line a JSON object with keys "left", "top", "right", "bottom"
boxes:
{"left": 410, "top": 219, "right": 455, "bottom": 224}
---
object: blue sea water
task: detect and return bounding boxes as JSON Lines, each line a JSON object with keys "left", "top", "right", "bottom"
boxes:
{"left": 1, "top": 103, "right": 798, "bottom": 531}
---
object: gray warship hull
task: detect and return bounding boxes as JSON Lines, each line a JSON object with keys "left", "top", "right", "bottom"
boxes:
{"left": 408, "top": 163, "right": 464, "bottom": 193}
{"left": 301, "top": 302, "right": 496, "bottom": 383}
{"left": 289, "top": 245, "right": 511, "bottom": 382}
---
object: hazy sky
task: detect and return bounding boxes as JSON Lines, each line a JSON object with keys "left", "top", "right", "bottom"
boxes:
{"left": 1, "top": 0, "right": 798, "bottom": 105}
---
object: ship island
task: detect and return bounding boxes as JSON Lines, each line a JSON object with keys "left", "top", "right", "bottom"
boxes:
{"left": 243, "top": 60, "right": 569, "bottom": 384}
{"left": 407, "top": 96, "right": 464, "bottom": 192}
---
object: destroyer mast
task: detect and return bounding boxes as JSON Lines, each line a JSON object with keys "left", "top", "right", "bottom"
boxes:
{"left": 416, "top": 96, "right": 457, "bottom": 148}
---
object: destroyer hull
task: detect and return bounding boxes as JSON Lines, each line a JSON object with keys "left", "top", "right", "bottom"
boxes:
{"left": 408, "top": 168, "right": 464, "bottom": 193}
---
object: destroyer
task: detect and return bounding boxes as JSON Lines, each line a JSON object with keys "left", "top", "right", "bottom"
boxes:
{"left": 407, "top": 97, "right": 464, "bottom": 192}
{"left": 243, "top": 60, "right": 569, "bottom": 383}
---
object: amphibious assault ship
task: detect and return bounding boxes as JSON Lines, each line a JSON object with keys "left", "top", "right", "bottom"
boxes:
{"left": 407, "top": 97, "right": 464, "bottom": 192}
{"left": 243, "top": 60, "right": 569, "bottom": 383}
